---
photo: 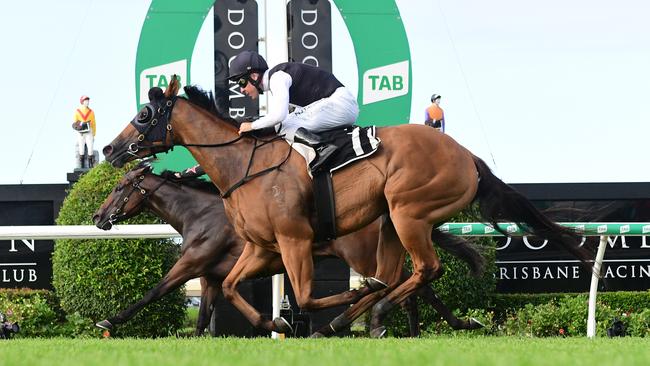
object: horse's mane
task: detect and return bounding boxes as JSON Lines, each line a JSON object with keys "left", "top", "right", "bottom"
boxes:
{"left": 183, "top": 85, "right": 240, "bottom": 128}
{"left": 159, "top": 170, "right": 221, "bottom": 196}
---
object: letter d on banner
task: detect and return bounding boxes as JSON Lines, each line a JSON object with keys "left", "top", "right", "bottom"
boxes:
{"left": 287, "top": 0, "right": 332, "bottom": 72}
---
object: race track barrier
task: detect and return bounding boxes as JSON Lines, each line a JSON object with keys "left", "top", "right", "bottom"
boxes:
{"left": 2, "top": 222, "right": 649, "bottom": 338}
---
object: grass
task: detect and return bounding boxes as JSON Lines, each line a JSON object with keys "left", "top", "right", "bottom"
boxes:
{"left": 2, "top": 337, "right": 649, "bottom": 366}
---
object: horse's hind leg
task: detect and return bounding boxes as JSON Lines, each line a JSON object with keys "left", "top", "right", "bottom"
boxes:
{"left": 368, "top": 217, "right": 444, "bottom": 334}
{"left": 195, "top": 278, "right": 221, "bottom": 336}
{"left": 401, "top": 294, "right": 421, "bottom": 337}
{"left": 415, "top": 284, "right": 484, "bottom": 330}
{"left": 95, "top": 256, "right": 199, "bottom": 331}
{"left": 313, "top": 217, "right": 407, "bottom": 337}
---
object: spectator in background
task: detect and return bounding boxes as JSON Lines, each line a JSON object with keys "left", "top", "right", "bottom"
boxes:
{"left": 72, "top": 95, "right": 97, "bottom": 169}
{"left": 425, "top": 93, "right": 445, "bottom": 133}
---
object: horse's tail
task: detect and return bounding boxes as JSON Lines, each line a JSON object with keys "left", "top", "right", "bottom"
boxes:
{"left": 471, "top": 155, "right": 594, "bottom": 267}
{"left": 432, "top": 228, "right": 486, "bottom": 277}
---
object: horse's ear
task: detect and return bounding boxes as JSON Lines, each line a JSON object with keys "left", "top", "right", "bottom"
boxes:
{"left": 165, "top": 75, "right": 181, "bottom": 98}
{"left": 148, "top": 87, "right": 164, "bottom": 102}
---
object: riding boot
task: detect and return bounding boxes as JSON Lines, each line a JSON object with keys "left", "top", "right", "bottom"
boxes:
{"left": 88, "top": 155, "right": 95, "bottom": 168}
{"left": 294, "top": 127, "right": 337, "bottom": 172}
{"left": 310, "top": 144, "right": 337, "bottom": 173}
{"left": 293, "top": 127, "right": 323, "bottom": 146}
{"left": 79, "top": 154, "right": 86, "bottom": 169}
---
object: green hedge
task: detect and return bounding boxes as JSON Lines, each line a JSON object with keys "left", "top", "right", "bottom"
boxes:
{"left": 52, "top": 162, "right": 186, "bottom": 337}
{"left": 383, "top": 291, "right": 650, "bottom": 337}
{"left": 492, "top": 291, "right": 650, "bottom": 321}
{"left": 0, "top": 289, "right": 95, "bottom": 337}
{"left": 501, "top": 294, "right": 650, "bottom": 337}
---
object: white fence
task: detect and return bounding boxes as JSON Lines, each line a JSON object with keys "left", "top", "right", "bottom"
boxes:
{"left": 2, "top": 222, "right": 648, "bottom": 338}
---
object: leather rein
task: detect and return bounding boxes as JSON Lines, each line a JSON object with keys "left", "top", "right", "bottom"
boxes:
{"left": 128, "top": 96, "right": 292, "bottom": 198}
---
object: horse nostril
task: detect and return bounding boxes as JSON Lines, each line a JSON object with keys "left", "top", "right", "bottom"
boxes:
{"left": 92, "top": 214, "right": 100, "bottom": 224}
{"left": 102, "top": 145, "right": 113, "bottom": 157}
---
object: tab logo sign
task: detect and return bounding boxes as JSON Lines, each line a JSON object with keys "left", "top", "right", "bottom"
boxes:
{"left": 139, "top": 59, "right": 187, "bottom": 106}
{"left": 362, "top": 60, "right": 409, "bottom": 105}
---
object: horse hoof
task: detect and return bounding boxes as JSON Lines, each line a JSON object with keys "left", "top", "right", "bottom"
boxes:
{"left": 469, "top": 317, "right": 485, "bottom": 329}
{"left": 310, "top": 331, "right": 326, "bottom": 338}
{"left": 370, "top": 326, "right": 387, "bottom": 338}
{"left": 95, "top": 319, "right": 113, "bottom": 331}
{"left": 365, "top": 277, "right": 388, "bottom": 291}
{"left": 273, "top": 317, "right": 294, "bottom": 334}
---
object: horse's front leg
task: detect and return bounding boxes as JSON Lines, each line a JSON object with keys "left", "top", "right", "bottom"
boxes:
{"left": 221, "top": 242, "right": 292, "bottom": 334}
{"left": 95, "top": 255, "right": 198, "bottom": 332}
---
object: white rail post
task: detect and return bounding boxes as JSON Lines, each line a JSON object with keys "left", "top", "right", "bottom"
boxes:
{"left": 587, "top": 235, "right": 609, "bottom": 338}
{"left": 264, "top": 0, "right": 289, "bottom": 341}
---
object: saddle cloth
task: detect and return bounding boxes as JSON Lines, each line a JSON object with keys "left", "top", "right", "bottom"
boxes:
{"left": 289, "top": 125, "right": 381, "bottom": 175}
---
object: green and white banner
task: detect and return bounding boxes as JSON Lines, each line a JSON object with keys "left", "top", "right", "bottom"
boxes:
{"left": 136, "top": 0, "right": 412, "bottom": 171}
{"left": 439, "top": 222, "right": 650, "bottom": 236}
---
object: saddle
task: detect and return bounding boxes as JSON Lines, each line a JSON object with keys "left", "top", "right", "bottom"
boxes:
{"left": 291, "top": 125, "right": 381, "bottom": 242}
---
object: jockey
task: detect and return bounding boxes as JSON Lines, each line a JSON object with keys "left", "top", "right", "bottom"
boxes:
{"left": 425, "top": 94, "right": 445, "bottom": 132}
{"left": 228, "top": 50, "right": 359, "bottom": 172}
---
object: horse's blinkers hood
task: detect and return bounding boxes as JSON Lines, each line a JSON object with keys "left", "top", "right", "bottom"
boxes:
{"left": 130, "top": 90, "right": 177, "bottom": 144}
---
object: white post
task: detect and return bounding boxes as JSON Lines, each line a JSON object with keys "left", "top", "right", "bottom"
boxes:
{"left": 587, "top": 235, "right": 609, "bottom": 338}
{"left": 264, "top": 0, "right": 289, "bottom": 341}
{"left": 271, "top": 273, "right": 285, "bottom": 339}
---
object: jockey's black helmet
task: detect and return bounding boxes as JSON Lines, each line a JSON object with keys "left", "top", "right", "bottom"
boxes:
{"left": 228, "top": 51, "right": 269, "bottom": 80}
{"left": 431, "top": 94, "right": 441, "bottom": 102}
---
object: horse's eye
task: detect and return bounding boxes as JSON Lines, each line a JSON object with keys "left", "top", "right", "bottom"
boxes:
{"left": 136, "top": 105, "right": 154, "bottom": 123}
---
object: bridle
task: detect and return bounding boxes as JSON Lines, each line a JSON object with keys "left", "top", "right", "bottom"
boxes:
{"left": 127, "top": 96, "right": 293, "bottom": 198}
{"left": 107, "top": 173, "right": 170, "bottom": 225}
{"left": 127, "top": 97, "right": 178, "bottom": 157}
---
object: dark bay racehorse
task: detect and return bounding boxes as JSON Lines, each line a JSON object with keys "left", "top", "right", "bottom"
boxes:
{"left": 103, "top": 76, "right": 592, "bottom": 336}
{"left": 92, "top": 163, "right": 486, "bottom": 336}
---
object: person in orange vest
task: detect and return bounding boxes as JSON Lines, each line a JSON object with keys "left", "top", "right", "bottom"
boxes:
{"left": 72, "top": 95, "right": 97, "bottom": 169}
{"left": 425, "top": 93, "right": 445, "bottom": 133}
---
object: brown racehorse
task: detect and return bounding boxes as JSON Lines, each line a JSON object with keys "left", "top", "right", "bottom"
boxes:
{"left": 92, "top": 163, "right": 486, "bottom": 336}
{"left": 103, "top": 76, "right": 592, "bottom": 337}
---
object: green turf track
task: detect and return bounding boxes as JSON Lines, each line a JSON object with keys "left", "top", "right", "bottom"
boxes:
{"left": 4, "top": 337, "right": 649, "bottom": 366}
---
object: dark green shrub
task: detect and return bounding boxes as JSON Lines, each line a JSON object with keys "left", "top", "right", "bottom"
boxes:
{"left": 52, "top": 162, "right": 185, "bottom": 337}
{"left": 0, "top": 289, "right": 63, "bottom": 337}
{"left": 500, "top": 294, "right": 650, "bottom": 337}
{"left": 492, "top": 291, "right": 650, "bottom": 323}
{"left": 623, "top": 309, "right": 650, "bottom": 337}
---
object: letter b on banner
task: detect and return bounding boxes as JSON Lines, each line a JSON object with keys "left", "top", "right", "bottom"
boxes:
{"left": 214, "top": 0, "right": 259, "bottom": 119}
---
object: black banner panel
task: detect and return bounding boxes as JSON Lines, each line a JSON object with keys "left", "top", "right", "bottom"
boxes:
{"left": 0, "top": 202, "right": 55, "bottom": 290}
{"left": 287, "top": 0, "right": 332, "bottom": 72}
{"left": 214, "top": 0, "right": 259, "bottom": 120}
{"left": 496, "top": 199, "right": 650, "bottom": 293}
